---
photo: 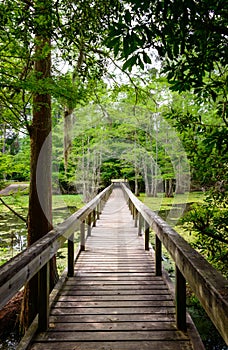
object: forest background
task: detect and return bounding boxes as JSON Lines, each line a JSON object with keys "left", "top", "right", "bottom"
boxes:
{"left": 0, "top": 0, "right": 227, "bottom": 345}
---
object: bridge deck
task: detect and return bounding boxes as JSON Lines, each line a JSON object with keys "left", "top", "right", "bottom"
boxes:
{"left": 30, "top": 188, "right": 198, "bottom": 350}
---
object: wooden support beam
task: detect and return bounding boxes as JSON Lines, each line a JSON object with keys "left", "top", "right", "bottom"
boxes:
{"left": 87, "top": 213, "right": 92, "bottom": 237}
{"left": 138, "top": 213, "right": 142, "bottom": 236}
{"left": 175, "top": 265, "right": 187, "bottom": 331}
{"left": 134, "top": 208, "right": 138, "bottom": 227}
{"left": 67, "top": 233, "right": 74, "bottom": 277}
{"left": 38, "top": 262, "right": 50, "bottom": 332}
{"left": 97, "top": 204, "right": 100, "bottom": 220}
{"left": 145, "top": 221, "right": 150, "bottom": 251}
{"left": 92, "top": 209, "right": 96, "bottom": 227}
{"left": 155, "top": 235, "right": 162, "bottom": 276}
{"left": 80, "top": 220, "right": 85, "bottom": 251}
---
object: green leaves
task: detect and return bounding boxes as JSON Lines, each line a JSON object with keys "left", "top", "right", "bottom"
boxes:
{"left": 122, "top": 55, "right": 137, "bottom": 71}
{"left": 105, "top": 0, "right": 228, "bottom": 102}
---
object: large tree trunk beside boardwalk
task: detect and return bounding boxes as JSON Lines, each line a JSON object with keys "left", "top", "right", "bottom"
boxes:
{"left": 20, "top": 28, "right": 58, "bottom": 332}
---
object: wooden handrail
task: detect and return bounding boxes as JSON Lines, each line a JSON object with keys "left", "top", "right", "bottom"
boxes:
{"left": 0, "top": 184, "right": 112, "bottom": 315}
{"left": 120, "top": 182, "right": 228, "bottom": 345}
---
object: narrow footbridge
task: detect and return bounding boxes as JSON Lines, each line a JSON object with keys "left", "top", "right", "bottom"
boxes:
{"left": 0, "top": 183, "right": 228, "bottom": 349}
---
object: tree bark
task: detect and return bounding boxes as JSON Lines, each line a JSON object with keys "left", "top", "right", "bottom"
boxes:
{"left": 20, "top": 1, "right": 58, "bottom": 332}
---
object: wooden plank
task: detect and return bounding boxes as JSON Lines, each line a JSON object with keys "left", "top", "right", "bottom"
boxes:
{"left": 72, "top": 276, "right": 162, "bottom": 281}
{"left": 30, "top": 340, "right": 193, "bottom": 350}
{"left": 62, "top": 284, "right": 168, "bottom": 290}
{"left": 57, "top": 295, "right": 172, "bottom": 301}
{"left": 64, "top": 280, "right": 166, "bottom": 285}
{"left": 35, "top": 330, "right": 189, "bottom": 342}
{"left": 60, "top": 289, "right": 170, "bottom": 296}
{"left": 50, "top": 306, "right": 175, "bottom": 315}
{"left": 53, "top": 300, "right": 174, "bottom": 308}
{"left": 49, "top": 313, "right": 175, "bottom": 323}
{"left": 48, "top": 321, "right": 177, "bottom": 331}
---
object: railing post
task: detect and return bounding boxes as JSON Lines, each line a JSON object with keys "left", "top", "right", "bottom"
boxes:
{"left": 68, "top": 233, "right": 74, "bottom": 277}
{"left": 80, "top": 220, "right": 85, "bottom": 251}
{"left": 92, "top": 209, "right": 96, "bottom": 227}
{"left": 175, "top": 265, "right": 187, "bottom": 331}
{"left": 100, "top": 198, "right": 104, "bottom": 212}
{"left": 145, "top": 221, "right": 150, "bottom": 251}
{"left": 134, "top": 208, "right": 138, "bottom": 227}
{"left": 129, "top": 199, "right": 133, "bottom": 215}
{"left": 97, "top": 204, "right": 100, "bottom": 220}
{"left": 38, "top": 261, "right": 50, "bottom": 331}
{"left": 87, "top": 213, "right": 92, "bottom": 237}
{"left": 155, "top": 234, "right": 162, "bottom": 276}
{"left": 138, "top": 213, "right": 142, "bottom": 236}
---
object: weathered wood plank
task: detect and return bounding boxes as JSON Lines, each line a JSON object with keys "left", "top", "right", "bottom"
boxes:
{"left": 72, "top": 276, "right": 161, "bottom": 281}
{"left": 64, "top": 280, "right": 165, "bottom": 285}
{"left": 60, "top": 289, "right": 170, "bottom": 296}
{"left": 53, "top": 300, "right": 174, "bottom": 308}
{"left": 56, "top": 294, "right": 172, "bottom": 301}
{"left": 49, "top": 313, "right": 175, "bottom": 323}
{"left": 48, "top": 321, "right": 177, "bottom": 331}
{"left": 50, "top": 306, "right": 175, "bottom": 315}
{"left": 61, "top": 285, "right": 168, "bottom": 292}
{"left": 30, "top": 340, "right": 193, "bottom": 350}
{"left": 35, "top": 330, "right": 189, "bottom": 342}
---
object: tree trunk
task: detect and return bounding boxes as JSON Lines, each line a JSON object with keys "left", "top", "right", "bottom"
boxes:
{"left": 20, "top": 2, "right": 58, "bottom": 332}
{"left": 135, "top": 168, "right": 139, "bottom": 196}
{"left": 175, "top": 158, "right": 185, "bottom": 194}
{"left": 164, "top": 179, "right": 174, "bottom": 197}
{"left": 64, "top": 109, "right": 74, "bottom": 172}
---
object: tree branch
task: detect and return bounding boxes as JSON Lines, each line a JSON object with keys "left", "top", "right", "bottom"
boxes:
{"left": 0, "top": 197, "right": 27, "bottom": 224}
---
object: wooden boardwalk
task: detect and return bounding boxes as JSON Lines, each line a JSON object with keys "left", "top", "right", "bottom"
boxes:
{"left": 30, "top": 188, "right": 198, "bottom": 350}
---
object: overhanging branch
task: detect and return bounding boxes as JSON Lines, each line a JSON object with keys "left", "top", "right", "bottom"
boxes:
{"left": 0, "top": 197, "right": 27, "bottom": 224}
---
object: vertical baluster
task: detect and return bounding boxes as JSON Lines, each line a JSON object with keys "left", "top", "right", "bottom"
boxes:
{"left": 133, "top": 207, "right": 137, "bottom": 227}
{"left": 80, "top": 220, "right": 85, "bottom": 251}
{"left": 129, "top": 199, "right": 132, "bottom": 215}
{"left": 145, "top": 221, "right": 150, "bottom": 251}
{"left": 87, "top": 213, "right": 92, "bottom": 237}
{"left": 175, "top": 265, "right": 187, "bottom": 331}
{"left": 92, "top": 209, "right": 96, "bottom": 227}
{"left": 38, "top": 261, "right": 50, "bottom": 331}
{"left": 68, "top": 233, "right": 74, "bottom": 277}
{"left": 155, "top": 234, "right": 162, "bottom": 276}
{"left": 97, "top": 203, "right": 100, "bottom": 220}
{"left": 138, "top": 213, "right": 142, "bottom": 236}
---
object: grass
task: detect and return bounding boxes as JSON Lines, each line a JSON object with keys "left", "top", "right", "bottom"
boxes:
{"left": 0, "top": 193, "right": 84, "bottom": 213}
{"left": 139, "top": 191, "right": 204, "bottom": 211}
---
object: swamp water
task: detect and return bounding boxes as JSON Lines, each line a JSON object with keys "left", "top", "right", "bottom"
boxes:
{"left": 0, "top": 206, "right": 78, "bottom": 266}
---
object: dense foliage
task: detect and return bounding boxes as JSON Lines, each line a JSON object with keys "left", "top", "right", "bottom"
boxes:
{"left": 0, "top": 1, "right": 227, "bottom": 339}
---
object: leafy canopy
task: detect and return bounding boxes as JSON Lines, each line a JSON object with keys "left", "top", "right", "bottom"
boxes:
{"left": 105, "top": 0, "right": 228, "bottom": 101}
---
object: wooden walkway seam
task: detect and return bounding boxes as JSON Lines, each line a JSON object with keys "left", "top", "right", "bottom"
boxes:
{"left": 29, "top": 188, "right": 201, "bottom": 350}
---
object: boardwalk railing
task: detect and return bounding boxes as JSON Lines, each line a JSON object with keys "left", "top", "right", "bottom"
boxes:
{"left": 0, "top": 185, "right": 112, "bottom": 331}
{"left": 120, "top": 182, "right": 228, "bottom": 345}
